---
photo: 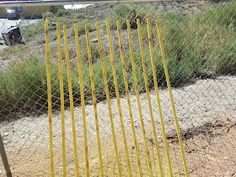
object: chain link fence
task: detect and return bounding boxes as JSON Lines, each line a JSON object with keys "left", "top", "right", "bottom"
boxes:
{"left": 0, "top": 0, "right": 236, "bottom": 176}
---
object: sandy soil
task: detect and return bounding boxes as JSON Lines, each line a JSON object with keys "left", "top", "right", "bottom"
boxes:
{"left": 183, "top": 120, "right": 236, "bottom": 177}
{"left": 0, "top": 76, "right": 236, "bottom": 176}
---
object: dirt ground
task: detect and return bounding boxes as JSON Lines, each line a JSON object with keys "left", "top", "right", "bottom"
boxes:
{"left": 0, "top": 76, "right": 236, "bottom": 176}
{"left": 1, "top": 121, "right": 236, "bottom": 177}
{"left": 183, "top": 121, "right": 236, "bottom": 177}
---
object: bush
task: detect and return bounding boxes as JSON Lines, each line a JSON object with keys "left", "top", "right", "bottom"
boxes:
{"left": 76, "top": 20, "right": 96, "bottom": 34}
{"left": 56, "top": 8, "right": 71, "bottom": 17}
{"left": 1, "top": 2, "right": 236, "bottom": 118}
{"left": 107, "top": 4, "right": 153, "bottom": 29}
{"left": 198, "top": 1, "right": 236, "bottom": 27}
{"left": 42, "top": 11, "right": 54, "bottom": 19}
{"left": 76, "top": 13, "right": 86, "bottom": 19}
{"left": 0, "top": 58, "right": 48, "bottom": 116}
{"left": 161, "top": 1, "right": 236, "bottom": 79}
{"left": 22, "top": 21, "right": 44, "bottom": 41}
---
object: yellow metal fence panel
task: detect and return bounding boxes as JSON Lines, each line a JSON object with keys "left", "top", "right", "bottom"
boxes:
{"left": 95, "top": 21, "right": 122, "bottom": 177}
{"left": 64, "top": 25, "right": 80, "bottom": 177}
{"left": 105, "top": 20, "right": 133, "bottom": 177}
{"left": 156, "top": 20, "right": 189, "bottom": 177}
{"left": 85, "top": 24, "right": 105, "bottom": 177}
{"left": 45, "top": 18, "right": 190, "bottom": 177}
{"left": 146, "top": 18, "right": 173, "bottom": 177}
{"left": 44, "top": 20, "right": 55, "bottom": 177}
{"left": 74, "top": 24, "right": 90, "bottom": 177}
{"left": 56, "top": 23, "right": 67, "bottom": 177}
{"left": 116, "top": 20, "right": 143, "bottom": 177}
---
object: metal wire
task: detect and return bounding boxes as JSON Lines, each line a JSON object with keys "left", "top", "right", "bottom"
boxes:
{"left": 0, "top": 1, "right": 236, "bottom": 176}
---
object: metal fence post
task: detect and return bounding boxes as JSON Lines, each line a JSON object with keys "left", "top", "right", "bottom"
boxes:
{"left": 0, "top": 134, "right": 12, "bottom": 177}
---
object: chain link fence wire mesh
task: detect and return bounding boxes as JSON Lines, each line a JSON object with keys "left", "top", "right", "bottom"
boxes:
{"left": 0, "top": 0, "right": 236, "bottom": 176}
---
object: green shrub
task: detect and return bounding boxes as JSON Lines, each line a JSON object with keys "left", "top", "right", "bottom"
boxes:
{"left": 42, "top": 11, "right": 54, "bottom": 19}
{"left": 76, "top": 21, "right": 96, "bottom": 34}
{"left": 22, "top": 21, "right": 44, "bottom": 41}
{"left": 197, "top": 1, "right": 236, "bottom": 27}
{"left": 159, "top": 2, "right": 236, "bottom": 79}
{"left": 76, "top": 13, "right": 86, "bottom": 19}
{"left": 0, "top": 58, "right": 48, "bottom": 115}
{"left": 107, "top": 4, "right": 153, "bottom": 29}
{"left": 1, "top": 2, "right": 236, "bottom": 118}
{"left": 113, "top": 4, "right": 137, "bottom": 20}
{"left": 57, "top": 8, "right": 71, "bottom": 17}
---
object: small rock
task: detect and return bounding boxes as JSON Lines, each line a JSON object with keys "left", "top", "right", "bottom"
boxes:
{"left": 224, "top": 156, "right": 229, "bottom": 160}
{"left": 91, "top": 38, "right": 98, "bottom": 43}
{"left": 3, "top": 139, "right": 11, "bottom": 144}
{"left": 158, "top": 4, "right": 165, "bottom": 11}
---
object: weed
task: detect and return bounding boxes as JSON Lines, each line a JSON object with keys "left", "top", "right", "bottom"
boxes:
{"left": 1, "top": 2, "right": 236, "bottom": 117}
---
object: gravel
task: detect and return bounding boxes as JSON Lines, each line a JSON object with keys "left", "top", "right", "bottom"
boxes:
{"left": 0, "top": 76, "right": 235, "bottom": 176}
